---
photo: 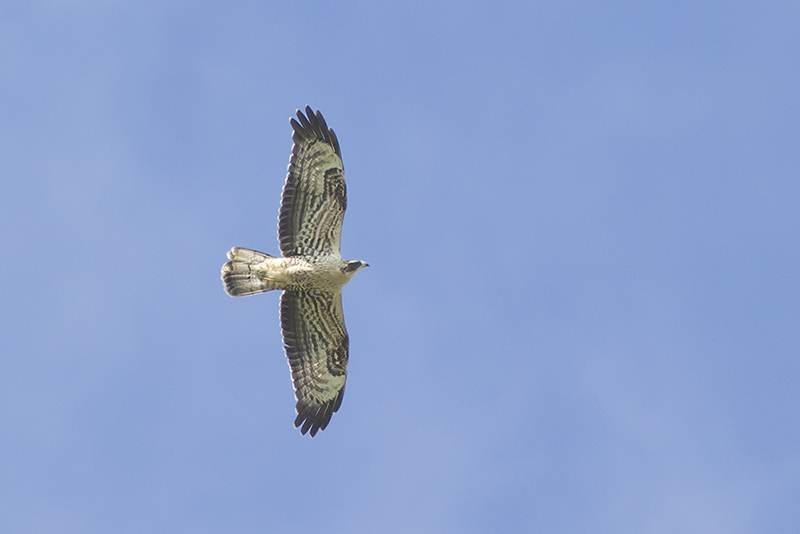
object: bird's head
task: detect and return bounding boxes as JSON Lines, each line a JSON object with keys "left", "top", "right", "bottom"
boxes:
{"left": 342, "top": 260, "right": 369, "bottom": 277}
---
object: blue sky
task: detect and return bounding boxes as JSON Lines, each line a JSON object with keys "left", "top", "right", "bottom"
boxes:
{"left": 2, "top": 1, "right": 799, "bottom": 532}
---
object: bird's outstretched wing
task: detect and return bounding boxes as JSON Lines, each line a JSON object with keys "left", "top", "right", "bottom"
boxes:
{"left": 279, "top": 106, "right": 346, "bottom": 258}
{"left": 280, "top": 290, "right": 349, "bottom": 436}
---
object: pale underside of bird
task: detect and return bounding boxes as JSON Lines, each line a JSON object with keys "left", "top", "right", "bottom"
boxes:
{"left": 221, "top": 107, "right": 367, "bottom": 437}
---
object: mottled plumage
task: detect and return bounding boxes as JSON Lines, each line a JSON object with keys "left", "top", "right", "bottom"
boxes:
{"left": 221, "top": 107, "right": 367, "bottom": 437}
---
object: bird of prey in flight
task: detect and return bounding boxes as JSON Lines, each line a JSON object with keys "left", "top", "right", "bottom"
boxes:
{"left": 221, "top": 107, "right": 368, "bottom": 437}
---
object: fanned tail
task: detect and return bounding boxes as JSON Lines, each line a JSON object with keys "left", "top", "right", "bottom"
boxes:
{"left": 221, "top": 247, "right": 276, "bottom": 296}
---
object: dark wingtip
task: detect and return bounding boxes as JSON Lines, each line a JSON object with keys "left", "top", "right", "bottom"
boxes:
{"left": 295, "top": 107, "right": 311, "bottom": 128}
{"left": 293, "top": 391, "right": 344, "bottom": 437}
{"left": 290, "top": 106, "right": 341, "bottom": 157}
